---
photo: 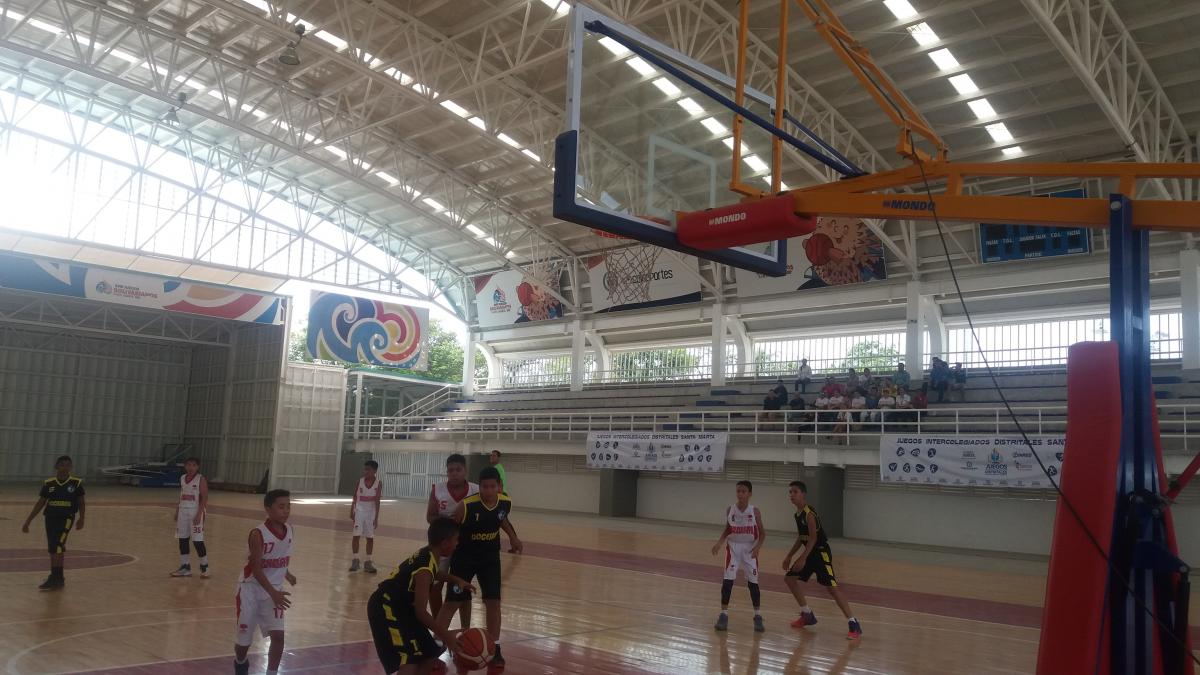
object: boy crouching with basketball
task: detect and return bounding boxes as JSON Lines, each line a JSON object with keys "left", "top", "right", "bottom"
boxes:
{"left": 782, "top": 481, "right": 863, "bottom": 640}
{"left": 368, "top": 517, "right": 474, "bottom": 675}
{"left": 234, "top": 490, "right": 296, "bottom": 675}
{"left": 711, "top": 480, "right": 766, "bottom": 632}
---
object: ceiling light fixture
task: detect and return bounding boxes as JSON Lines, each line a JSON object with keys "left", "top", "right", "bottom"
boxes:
{"left": 278, "top": 25, "right": 305, "bottom": 66}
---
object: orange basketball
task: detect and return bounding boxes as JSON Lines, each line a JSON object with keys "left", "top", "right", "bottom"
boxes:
{"left": 454, "top": 627, "right": 493, "bottom": 670}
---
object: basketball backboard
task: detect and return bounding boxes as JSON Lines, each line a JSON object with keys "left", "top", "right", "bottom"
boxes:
{"left": 553, "top": 5, "right": 794, "bottom": 276}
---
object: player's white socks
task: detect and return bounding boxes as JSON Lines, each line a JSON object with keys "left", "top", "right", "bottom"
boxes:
{"left": 719, "top": 609, "right": 728, "bottom": 617}
{"left": 800, "top": 605, "right": 812, "bottom": 614}
{"left": 179, "top": 555, "right": 189, "bottom": 566}
{"left": 754, "top": 609, "right": 761, "bottom": 617}
{"left": 199, "top": 556, "right": 209, "bottom": 566}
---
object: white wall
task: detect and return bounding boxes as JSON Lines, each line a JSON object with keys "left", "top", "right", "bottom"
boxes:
{"left": 1170, "top": 504, "right": 1200, "bottom": 563}
{"left": 637, "top": 478, "right": 802, "bottom": 533}
{"left": 844, "top": 488, "right": 1056, "bottom": 555}
{"left": 505, "top": 469, "right": 600, "bottom": 514}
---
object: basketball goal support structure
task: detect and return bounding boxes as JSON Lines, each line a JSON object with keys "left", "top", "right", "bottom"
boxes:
{"left": 553, "top": 2, "right": 1200, "bottom": 672}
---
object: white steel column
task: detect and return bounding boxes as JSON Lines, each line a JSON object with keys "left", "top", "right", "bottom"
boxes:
{"left": 924, "top": 296, "right": 946, "bottom": 366}
{"left": 1181, "top": 249, "right": 1200, "bottom": 370}
{"left": 215, "top": 328, "right": 238, "bottom": 483}
{"left": 585, "top": 330, "right": 611, "bottom": 376}
{"left": 728, "top": 317, "right": 753, "bottom": 377}
{"left": 352, "top": 371, "right": 364, "bottom": 439}
{"left": 478, "top": 341, "right": 503, "bottom": 390}
{"left": 570, "top": 320, "right": 586, "bottom": 391}
{"left": 905, "top": 281, "right": 926, "bottom": 379}
{"left": 462, "top": 333, "right": 477, "bottom": 397}
{"left": 711, "top": 304, "right": 726, "bottom": 387}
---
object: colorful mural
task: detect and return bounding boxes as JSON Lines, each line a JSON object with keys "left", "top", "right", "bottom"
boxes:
{"left": 306, "top": 291, "right": 427, "bottom": 369}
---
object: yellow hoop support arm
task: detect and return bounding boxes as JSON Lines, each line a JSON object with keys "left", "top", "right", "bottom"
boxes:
{"left": 794, "top": 0, "right": 948, "bottom": 163}
{"left": 785, "top": 160, "right": 1200, "bottom": 231}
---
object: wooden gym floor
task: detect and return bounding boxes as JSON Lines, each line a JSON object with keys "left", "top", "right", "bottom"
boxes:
{"left": 0, "top": 486, "right": 1196, "bottom": 674}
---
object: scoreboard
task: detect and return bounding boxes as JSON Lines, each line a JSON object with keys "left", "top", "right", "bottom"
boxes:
{"left": 979, "top": 189, "right": 1091, "bottom": 263}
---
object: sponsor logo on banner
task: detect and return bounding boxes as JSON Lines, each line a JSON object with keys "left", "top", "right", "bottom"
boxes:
{"left": 490, "top": 288, "right": 511, "bottom": 314}
{"left": 586, "top": 432, "right": 727, "bottom": 472}
{"left": 879, "top": 434, "right": 1065, "bottom": 488}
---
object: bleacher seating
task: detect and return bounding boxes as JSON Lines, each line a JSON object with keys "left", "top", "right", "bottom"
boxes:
{"left": 364, "top": 364, "right": 1200, "bottom": 451}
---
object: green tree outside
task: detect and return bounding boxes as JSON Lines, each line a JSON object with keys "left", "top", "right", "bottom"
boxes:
{"left": 840, "top": 340, "right": 902, "bottom": 372}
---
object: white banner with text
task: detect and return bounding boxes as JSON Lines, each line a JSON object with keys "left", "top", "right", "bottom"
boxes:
{"left": 586, "top": 432, "right": 728, "bottom": 472}
{"left": 879, "top": 434, "right": 1066, "bottom": 488}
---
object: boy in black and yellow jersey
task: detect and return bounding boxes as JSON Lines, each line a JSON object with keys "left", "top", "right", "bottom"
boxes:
{"left": 21, "top": 455, "right": 86, "bottom": 591}
{"left": 436, "top": 467, "right": 522, "bottom": 675}
{"left": 782, "top": 480, "right": 863, "bottom": 640}
{"left": 368, "top": 517, "right": 473, "bottom": 675}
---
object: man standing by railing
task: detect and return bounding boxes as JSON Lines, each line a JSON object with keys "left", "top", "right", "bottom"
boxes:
{"left": 893, "top": 363, "right": 911, "bottom": 390}
{"left": 794, "top": 359, "right": 812, "bottom": 393}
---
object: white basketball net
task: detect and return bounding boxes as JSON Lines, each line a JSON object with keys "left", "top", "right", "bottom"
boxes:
{"left": 602, "top": 245, "right": 661, "bottom": 306}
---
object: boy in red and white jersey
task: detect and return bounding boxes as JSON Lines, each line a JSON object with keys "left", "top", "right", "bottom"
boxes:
{"left": 350, "top": 460, "right": 383, "bottom": 574}
{"left": 425, "top": 453, "right": 478, "bottom": 623}
{"left": 711, "top": 480, "right": 766, "bottom": 633}
{"left": 171, "top": 457, "right": 209, "bottom": 578}
{"left": 234, "top": 489, "right": 296, "bottom": 675}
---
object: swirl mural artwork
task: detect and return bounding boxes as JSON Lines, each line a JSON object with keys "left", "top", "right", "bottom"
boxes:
{"left": 306, "top": 292, "right": 428, "bottom": 369}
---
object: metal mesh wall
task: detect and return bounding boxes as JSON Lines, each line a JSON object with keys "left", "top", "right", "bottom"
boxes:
{"left": 0, "top": 325, "right": 189, "bottom": 479}
{"left": 271, "top": 362, "right": 347, "bottom": 494}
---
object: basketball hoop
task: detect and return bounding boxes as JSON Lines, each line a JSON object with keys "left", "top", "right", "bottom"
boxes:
{"left": 587, "top": 217, "right": 668, "bottom": 306}
{"left": 599, "top": 245, "right": 661, "bottom": 306}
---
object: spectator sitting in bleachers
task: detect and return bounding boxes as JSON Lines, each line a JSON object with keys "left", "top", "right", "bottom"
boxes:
{"left": 845, "top": 368, "right": 861, "bottom": 392}
{"left": 820, "top": 376, "right": 844, "bottom": 398}
{"left": 828, "top": 388, "right": 846, "bottom": 411}
{"left": 877, "top": 387, "right": 897, "bottom": 431}
{"left": 864, "top": 386, "right": 881, "bottom": 425}
{"left": 931, "top": 357, "right": 951, "bottom": 403}
{"left": 813, "top": 393, "right": 834, "bottom": 436}
{"left": 880, "top": 377, "right": 896, "bottom": 397}
{"left": 830, "top": 402, "right": 853, "bottom": 444}
{"left": 861, "top": 367, "right": 875, "bottom": 390}
{"left": 950, "top": 362, "right": 967, "bottom": 402}
{"left": 912, "top": 383, "right": 929, "bottom": 424}
{"left": 849, "top": 388, "right": 867, "bottom": 430}
{"left": 893, "top": 363, "right": 911, "bottom": 389}
{"left": 787, "top": 390, "right": 813, "bottom": 433}
{"left": 763, "top": 379, "right": 788, "bottom": 420}
{"left": 795, "top": 358, "right": 812, "bottom": 393}
{"left": 895, "top": 385, "right": 914, "bottom": 429}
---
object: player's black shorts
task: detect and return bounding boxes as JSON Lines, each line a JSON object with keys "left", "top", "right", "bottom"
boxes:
{"left": 787, "top": 545, "right": 838, "bottom": 587}
{"left": 446, "top": 551, "right": 501, "bottom": 601}
{"left": 44, "top": 515, "right": 74, "bottom": 554}
{"left": 367, "top": 588, "right": 443, "bottom": 672}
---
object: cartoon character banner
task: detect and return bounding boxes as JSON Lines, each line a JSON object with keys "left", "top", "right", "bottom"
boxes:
{"left": 734, "top": 217, "right": 887, "bottom": 297}
{"left": 306, "top": 292, "right": 427, "bottom": 369}
{"left": 879, "top": 434, "right": 1066, "bottom": 488}
{"left": 472, "top": 269, "right": 565, "bottom": 327}
{"left": 0, "top": 252, "right": 284, "bottom": 324}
